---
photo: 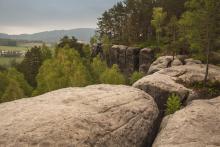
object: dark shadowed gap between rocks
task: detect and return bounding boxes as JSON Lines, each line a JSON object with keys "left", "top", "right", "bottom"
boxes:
{"left": 137, "top": 85, "right": 190, "bottom": 147}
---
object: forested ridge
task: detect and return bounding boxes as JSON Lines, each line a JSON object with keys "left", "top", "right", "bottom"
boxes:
{"left": 97, "top": 0, "right": 220, "bottom": 60}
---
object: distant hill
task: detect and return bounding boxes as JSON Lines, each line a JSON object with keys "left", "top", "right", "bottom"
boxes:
{"left": 0, "top": 28, "right": 96, "bottom": 43}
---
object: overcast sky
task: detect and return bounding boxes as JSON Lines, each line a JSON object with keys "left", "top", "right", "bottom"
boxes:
{"left": 0, "top": 0, "right": 121, "bottom": 35}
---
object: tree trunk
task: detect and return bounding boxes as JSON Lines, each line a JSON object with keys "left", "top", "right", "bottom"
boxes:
{"left": 204, "top": 28, "right": 211, "bottom": 86}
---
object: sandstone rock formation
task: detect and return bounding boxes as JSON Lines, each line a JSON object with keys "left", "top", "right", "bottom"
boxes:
{"left": 0, "top": 84, "right": 158, "bottom": 147}
{"left": 133, "top": 64, "right": 220, "bottom": 110}
{"left": 139, "top": 48, "right": 154, "bottom": 73}
{"left": 153, "top": 96, "right": 220, "bottom": 147}
{"left": 158, "top": 64, "right": 220, "bottom": 84}
{"left": 171, "top": 58, "right": 183, "bottom": 66}
{"left": 109, "top": 45, "right": 154, "bottom": 74}
{"left": 126, "top": 47, "right": 141, "bottom": 73}
{"left": 185, "top": 58, "right": 202, "bottom": 65}
{"left": 147, "top": 56, "right": 173, "bottom": 74}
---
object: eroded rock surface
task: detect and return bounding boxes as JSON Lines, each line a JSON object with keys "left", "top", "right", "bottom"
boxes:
{"left": 153, "top": 96, "right": 220, "bottom": 147}
{"left": 139, "top": 48, "right": 154, "bottom": 73}
{"left": 0, "top": 84, "right": 158, "bottom": 147}
{"left": 134, "top": 64, "right": 220, "bottom": 109}
{"left": 147, "top": 56, "right": 173, "bottom": 74}
{"left": 133, "top": 73, "right": 189, "bottom": 112}
{"left": 158, "top": 64, "right": 220, "bottom": 84}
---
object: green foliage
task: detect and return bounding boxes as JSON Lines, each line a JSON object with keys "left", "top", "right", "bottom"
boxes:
{"left": 151, "top": 7, "right": 167, "bottom": 46}
{"left": 56, "top": 36, "right": 85, "bottom": 57}
{"left": 0, "top": 72, "right": 8, "bottom": 98}
{"left": 164, "top": 16, "right": 179, "bottom": 55}
{"left": 82, "top": 44, "right": 91, "bottom": 59}
{"left": 34, "top": 47, "right": 91, "bottom": 95}
{"left": 90, "top": 35, "right": 98, "bottom": 45}
{"left": 41, "top": 43, "right": 52, "bottom": 61}
{"left": 100, "top": 64, "right": 125, "bottom": 84}
{"left": 188, "top": 81, "right": 220, "bottom": 97}
{"left": 165, "top": 93, "right": 181, "bottom": 115}
{"left": 130, "top": 72, "right": 144, "bottom": 85}
{"left": 0, "top": 68, "right": 32, "bottom": 103}
{"left": 91, "top": 57, "right": 108, "bottom": 83}
{"left": 1, "top": 79, "right": 25, "bottom": 102}
{"left": 180, "top": 0, "right": 220, "bottom": 54}
{"left": 17, "top": 46, "right": 43, "bottom": 87}
{"left": 98, "top": 0, "right": 155, "bottom": 44}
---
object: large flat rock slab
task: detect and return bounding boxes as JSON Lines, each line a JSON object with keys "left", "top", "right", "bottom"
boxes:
{"left": 153, "top": 96, "right": 220, "bottom": 147}
{"left": 0, "top": 84, "right": 158, "bottom": 147}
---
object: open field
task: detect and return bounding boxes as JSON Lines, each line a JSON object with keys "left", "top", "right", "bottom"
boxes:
{"left": 0, "top": 45, "right": 29, "bottom": 51}
{"left": 0, "top": 57, "right": 24, "bottom": 66}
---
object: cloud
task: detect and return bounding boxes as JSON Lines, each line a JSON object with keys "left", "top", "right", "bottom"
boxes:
{"left": 0, "top": 0, "right": 122, "bottom": 34}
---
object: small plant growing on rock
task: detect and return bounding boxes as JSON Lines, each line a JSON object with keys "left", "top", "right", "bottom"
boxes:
{"left": 165, "top": 93, "right": 181, "bottom": 115}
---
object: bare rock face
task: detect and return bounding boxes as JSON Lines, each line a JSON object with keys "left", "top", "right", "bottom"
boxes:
{"left": 185, "top": 58, "right": 202, "bottom": 65}
{"left": 148, "top": 56, "right": 173, "bottom": 74}
{"left": 153, "top": 96, "right": 220, "bottom": 147}
{"left": 158, "top": 64, "right": 220, "bottom": 84}
{"left": 117, "top": 45, "right": 128, "bottom": 72}
{"left": 171, "top": 58, "right": 183, "bottom": 66}
{"left": 126, "top": 47, "right": 141, "bottom": 74}
{"left": 109, "top": 45, "right": 121, "bottom": 65}
{"left": 133, "top": 64, "right": 220, "bottom": 110}
{"left": 133, "top": 73, "right": 189, "bottom": 112}
{"left": 139, "top": 48, "right": 154, "bottom": 73}
{"left": 0, "top": 84, "right": 158, "bottom": 147}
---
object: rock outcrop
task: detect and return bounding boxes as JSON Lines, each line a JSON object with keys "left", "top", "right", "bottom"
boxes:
{"left": 0, "top": 84, "right": 158, "bottom": 147}
{"left": 147, "top": 56, "right": 173, "bottom": 74}
{"left": 153, "top": 96, "right": 220, "bottom": 147}
{"left": 158, "top": 64, "right": 220, "bottom": 84}
{"left": 139, "top": 48, "right": 154, "bottom": 73}
{"left": 109, "top": 45, "right": 154, "bottom": 74}
{"left": 133, "top": 64, "right": 220, "bottom": 111}
{"left": 185, "top": 58, "right": 202, "bottom": 65}
{"left": 133, "top": 73, "right": 189, "bottom": 112}
{"left": 126, "top": 47, "right": 141, "bottom": 73}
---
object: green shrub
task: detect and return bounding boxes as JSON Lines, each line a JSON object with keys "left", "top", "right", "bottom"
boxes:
{"left": 100, "top": 64, "right": 125, "bottom": 85}
{"left": 130, "top": 72, "right": 144, "bottom": 85}
{"left": 165, "top": 93, "right": 181, "bottom": 115}
{"left": 188, "top": 81, "right": 220, "bottom": 97}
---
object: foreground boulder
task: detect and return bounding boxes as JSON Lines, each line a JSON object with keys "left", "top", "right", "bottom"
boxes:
{"left": 0, "top": 84, "right": 158, "bottom": 147}
{"left": 153, "top": 96, "right": 220, "bottom": 147}
{"left": 133, "top": 72, "right": 189, "bottom": 112}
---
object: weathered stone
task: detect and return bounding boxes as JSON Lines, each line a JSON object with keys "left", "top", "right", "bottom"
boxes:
{"left": 133, "top": 73, "right": 189, "bottom": 113}
{"left": 171, "top": 58, "right": 183, "bottom": 66}
{"left": 117, "top": 45, "right": 128, "bottom": 72}
{"left": 153, "top": 96, "right": 220, "bottom": 147}
{"left": 185, "top": 58, "right": 202, "bottom": 65}
{"left": 134, "top": 64, "right": 220, "bottom": 110}
{"left": 126, "top": 47, "right": 141, "bottom": 74}
{"left": 148, "top": 56, "right": 173, "bottom": 74}
{"left": 0, "top": 84, "right": 158, "bottom": 147}
{"left": 109, "top": 45, "right": 120, "bottom": 65}
{"left": 139, "top": 48, "right": 154, "bottom": 73}
{"left": 158, "top": 64, "right": 220, "bottom": 84}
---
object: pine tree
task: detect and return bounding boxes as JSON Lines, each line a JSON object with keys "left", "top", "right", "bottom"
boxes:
{"left": 180, "top": 0, "right": 220, "bottom": 85}
{"left": 151, "top": 7, "right": 167, "bottom": 47}
{"left": 18, "top": 46, "right": 43, "bottom": 87}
